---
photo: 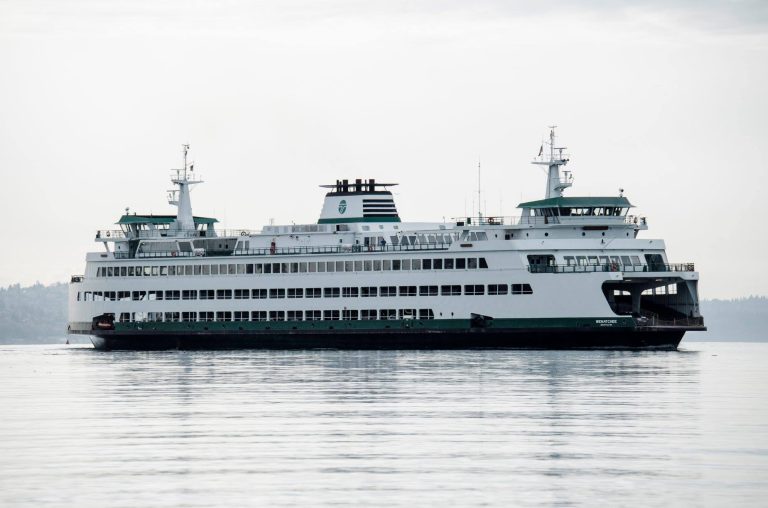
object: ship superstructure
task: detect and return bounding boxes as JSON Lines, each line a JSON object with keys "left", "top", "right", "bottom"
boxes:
{"left": 68, "top": 130, "right": 704, "bottom": 350}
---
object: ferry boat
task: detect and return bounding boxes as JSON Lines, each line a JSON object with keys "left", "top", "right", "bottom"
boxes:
{"left": 67, "top": 129, "right": 705, "bottom": 350}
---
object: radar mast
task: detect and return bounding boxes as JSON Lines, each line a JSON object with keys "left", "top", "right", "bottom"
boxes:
{"left": 532, "top": 126, "right": 573, "bottom": 199}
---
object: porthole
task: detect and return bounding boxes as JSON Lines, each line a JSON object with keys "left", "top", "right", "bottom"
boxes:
{"left": 582, "top": 232, "right": 586, "bottom": 236}
{"left": 545, "top": 232, "right": 549, "bottom": 237}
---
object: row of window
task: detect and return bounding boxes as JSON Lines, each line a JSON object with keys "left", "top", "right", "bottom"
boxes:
{"left": 79, "top": 284, "right": 534, "bottom": 302}
{"left": 119, "top": 308, "right": 436, "bottom": 323}
{"left": 96, "top": 257, "right": 490, "bottom": 278}
{"left": 565, "top": 255, "right": 643, "bottom": 267}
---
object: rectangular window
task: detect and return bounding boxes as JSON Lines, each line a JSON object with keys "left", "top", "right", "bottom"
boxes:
{"left": 252, "top": 289, "right": 267, "bottom": 299}
{"left": 631, "top": 255, "right": 642, "bottom": 266}
{"left": 411, "top": 259, "right": 422, "bottom": 270}
{"left": 168, "top": 290, "right": 181, "bottom": 300}
{"left": 184, "top": 265, "right": 193, "bottom": 276}
{"left": 380, "top": 286, "right": 397, "bottom": 297}
{"left": 399, "top": 309, "right": 417, "bottom": 319}
{"left": 419, "top": 309, "right": 435, "bottom": 320}
{"left": 216, "top": 311, "right": 232, "bottom": 322}
{"left": 308, "top": 262, "right": 317, "bottom": 273}
{"left": 564, "top": 256, "right": 575, "bottom": 266}
{"left": 345, "top": 261, "right": 353, "bottom": 272}
{"left": 373, "top": 260, "right": 382, "bottom": 271}
{"left": 455, "top": 258, "right": 466, "bottom": 269}
{"left": 588, "top": 256, "right": 599, "bottom": 265}
{"left": 383, "top": 260, "right": 391, "bottom": 271}
{"left": 363, "top": 260, "right": 372, "bottom": 271}
{"left": 118, "top": 291, "right": 130, "bottom": 301}
{"left": 119, "top": 312, "right": 131, "bottom": 323}
{"left": 199, "top": 290, "right": 215, "bottom": 300}
{"left": 194, "top": 265, "right": 202, "bottom": 276}
{"left": 147, "top": 290, "right": 162, "bottom": 301}
{"left": 443, "top": 258, "right": 454, "bottom": 269}
{"left": 342, "top": 287, "right": 359, "bottom": 298}
{"left": 234, "top": 289, "right": 249, "bottom": 299}
{"left": 216, "top": 289, "right": 232, "bottom": 300}
{"left": 511, "top": 284, "right": 534, "bottom": 295}
{"left": 479, "top": 258, "right": 489, "bottom": 269}
{"left": 323, "top": 310, "right": 340, "bottom": 321}
{"left": 467, "top": 258, "right": 477, "bottom": 269}
{"left": 165, "top": 312, "right": 180, "bottom": 322}
{"left": 251, "top": 311, "right": 267, "bottom": 322}
{"left": 342, "top": 309, "right": 359, "bottom": 320}
{"left": 254, "top": 264, "right": 262, "bottom": 274}
{"left": 269, "top": 288, "right": 286, "bottom": 299}
{"left": 621, "top": 256, "right": 632, "bottom": 266}
{"left": 464, "top": 284, "right": 485, "bottom": 296}
{"left": 380, "top": 309, "right": 397, "bottom": 320}
{"left": 211, "top": 264, "right": 219, "bottom": 275}
{"left": 419, "top": 285, "right": 438, "bottom": 296}
{"left": 599, "top": 256, "right": 610, "bottom": 266}
{"left": 305, "top": 310, "right": 321, "bottom": 321}
{"left": 441, "top": 285, "right": 462, "bottom": 296}
{"left": 234, "top": 311, "right": 249, "bottom": 322}
{"left": 361, "top": 309, "right": 377, "bottom": 320}
{"left": 316, "top": 262, "right": 325, "bottom": 273}
{"left": 399, "top": 286, "right": 417, "bottom": 297}
{"left": 269, "top": 311, "right": 285, "bottom": 321}
{"left": 202, "top": 264, "right": 210, "bottom": 275}
{"left": 287, "top": 288, "right": 304, "bottom": 299}
{"left": 433, "top": 258, "right": 443, "bottom": 270}
{"left": 401, "top": 259, "right": 411, "bottom": 270}
{"left": 286, "top": 310, "right": 303, "bottom": 321}
{"left": 228, "top": 264, "right": 237, "bottom": 275}
{"left": 323, "top": 287, "right": 340, "bottom": 298}
{"left": 392, "top": 259, "right": 401, "bottom": 271}
{"left": 361, "top": 286, "right": 377, "bottom": 298}
{"left": 299, "top": 263, "right": 308, "bottom": 273}
{"left": 128, "top": 266, "right": 135, "bottom": 277}
{"left": 182, "top": 290, "right": 198, "bottom": 300}
{"left": 305, "top": 288, "right": 322, "bottom": 298}
{"left": 488, "top": 284, "right": 508, "bottom": 295}
{"left": 325, "top": 261, "right": 335, "bottom": 272}
{"left": 200, "top": 311, "right": 215, "bottom": 322}
{"left": 181, "top": 312, "right": 197, "bottom": 322}
{"left": 336, "top": 261, "right": 344, "bottom": 272}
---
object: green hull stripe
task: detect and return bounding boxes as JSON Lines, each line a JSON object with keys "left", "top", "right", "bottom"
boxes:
{"left": 115, "top": 317, "right": 636, "bottom": 333}
{"left": 318, "top": 217, "right": 401, "bottom": 224}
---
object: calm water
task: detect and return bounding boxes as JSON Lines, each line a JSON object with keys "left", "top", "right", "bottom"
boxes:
{"left": 0, "top": 342, "right": 766, "bottom": 507}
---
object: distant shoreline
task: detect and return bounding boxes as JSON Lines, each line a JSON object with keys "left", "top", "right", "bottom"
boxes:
{"left": 1, "top": 283, "right": 766, "bottom": 343}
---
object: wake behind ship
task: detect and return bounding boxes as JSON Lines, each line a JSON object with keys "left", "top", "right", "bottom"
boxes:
{"left": 68, "top": 129, "right": 705, "bottom": 350}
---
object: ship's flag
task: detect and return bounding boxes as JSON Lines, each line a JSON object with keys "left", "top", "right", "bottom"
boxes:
{"left": 538, "top": 144, "right": 543, "bottom": 157}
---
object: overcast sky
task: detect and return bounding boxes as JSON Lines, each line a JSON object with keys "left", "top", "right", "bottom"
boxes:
{"left": 1, "top": 0, "right": 766, "bottom": 298}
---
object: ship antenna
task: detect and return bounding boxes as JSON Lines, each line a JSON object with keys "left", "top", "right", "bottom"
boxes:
{"left": 477, "top": 158, "right": 482, "bottom": 221}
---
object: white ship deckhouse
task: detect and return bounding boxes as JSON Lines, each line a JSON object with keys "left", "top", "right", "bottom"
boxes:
{"left": 68, "top": 131, "right": 705, "bottom": 350}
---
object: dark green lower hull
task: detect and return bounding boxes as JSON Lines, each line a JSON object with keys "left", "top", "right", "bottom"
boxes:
{"left": 86, "top": 327, "right": 687, "bottom": 351}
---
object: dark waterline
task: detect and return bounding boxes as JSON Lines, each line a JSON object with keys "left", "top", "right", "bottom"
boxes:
{"left": 0, "top": 342, "right": 766, "bottom": 506}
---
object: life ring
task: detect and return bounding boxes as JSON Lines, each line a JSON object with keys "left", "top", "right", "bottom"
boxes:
{"left": 106, "top": 231, "right": 111, "bottom": 238}
{"left": 240, "top": 231, "right": 247, "bottom": 236}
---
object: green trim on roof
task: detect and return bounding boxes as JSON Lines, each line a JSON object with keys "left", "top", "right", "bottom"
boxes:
{"left": 517, "top": 196, "right": 633, "bottom": 209}
{"left": 117, "top": 214, "right": 218, "bottom": 225}
{"left": 318, "top": 216, "right": 402, "bottom": 224}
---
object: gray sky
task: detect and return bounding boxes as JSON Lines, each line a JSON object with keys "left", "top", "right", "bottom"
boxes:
{"left": 1, "top": 0, "right": 766, "bottom": 298}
